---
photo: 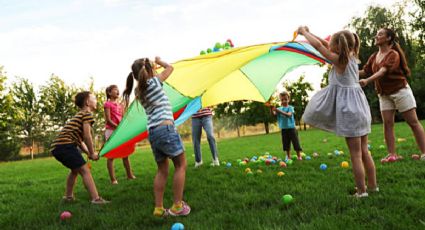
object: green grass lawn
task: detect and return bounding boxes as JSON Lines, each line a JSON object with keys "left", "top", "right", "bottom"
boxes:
{"left": 1, "top": 121, "right": 425, "bottom": 229}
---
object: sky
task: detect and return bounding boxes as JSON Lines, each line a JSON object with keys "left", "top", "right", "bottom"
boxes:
{"left": 0, "top": 0, "right": 398, "bottom": 93}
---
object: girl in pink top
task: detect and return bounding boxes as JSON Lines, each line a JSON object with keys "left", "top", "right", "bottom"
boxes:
{"left": 104, "top": 85, "right": 136, "bottom": 184}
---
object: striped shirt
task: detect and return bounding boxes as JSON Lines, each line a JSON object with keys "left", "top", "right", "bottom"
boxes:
{"left": 142, "top": 77, "right": 174, "bottom": 129}
{"left": 51, "top": 111, "right": 95, "bottom": 149}
{"left": 192, "top": 108, "right": 213, "bottom": 118}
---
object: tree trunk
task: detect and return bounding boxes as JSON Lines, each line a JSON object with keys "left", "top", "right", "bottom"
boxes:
{"left": 264, "top": 122, "right": 270, "bottom": 134}
{"left": 236, "top": 126, "right": 240, "bottom": 137}
{"left": 30, "top": 139, "right": 34, "bottom": 160}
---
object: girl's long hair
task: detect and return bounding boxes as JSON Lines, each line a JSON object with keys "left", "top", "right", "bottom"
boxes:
{"left": 122, "top": 58, "right": 154, "bottom": 110}
{"left": 383, "top": 28, "right": 411, "bottom": 76}
{"left": 330, "top": 30, "right": 356, "bottom": 66}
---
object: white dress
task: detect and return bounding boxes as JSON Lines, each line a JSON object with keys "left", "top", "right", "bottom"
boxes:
{"left": 302, "top": 57, "right": 371, "bottom": 137}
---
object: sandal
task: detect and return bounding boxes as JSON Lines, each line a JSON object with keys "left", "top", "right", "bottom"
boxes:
{"left": 91, "top": 197, "right": 110, "bottom": 205}
{"left": 168, "top": 201, "right": 191, "bottom": 217}
{"left": 353, "top": 192, "right": 368, "bottom": 198}
{"left": 381, "top": 154, "right": 402, "bottom": 163}
{"left": 62, "top": 196, "right": 75, "bottom": 202}
{"left": 420, "top": 154, "right": 425, "bottom": 161}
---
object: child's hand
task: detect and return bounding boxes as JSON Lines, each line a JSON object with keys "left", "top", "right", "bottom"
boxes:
{"left": 89, "top": 154, "right": 99, "bottom": 161}
{"left": 297, "top": 26, "right": 307, "bottom": 35}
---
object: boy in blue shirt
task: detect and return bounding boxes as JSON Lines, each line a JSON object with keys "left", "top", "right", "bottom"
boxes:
{"left": 272, "top": 92, "right": 303, "bottom": 160}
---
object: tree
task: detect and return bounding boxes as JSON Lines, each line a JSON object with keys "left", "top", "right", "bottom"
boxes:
{"left": 0, "top": 67, "right": 21, "bottom": 161}
{"left": 11, "top": 77, "right": 42, "bottom": 158}
{"left": 242, "top": 101, "right": 276, "bottom": 134}
{"left": 283, "top": 75, "right": 313, "bottom": 130}
{"left": 214, "top": 101, "right": 246, "bottom": 137}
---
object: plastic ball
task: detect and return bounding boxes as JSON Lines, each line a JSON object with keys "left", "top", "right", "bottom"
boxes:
{"left": 291, "top": 155, "right": 297, "bottom": 160}
{"left": 387, "top": 155, "right": 397, "bottom": 162}
{"left": 320, "top": 163, "right": 327, "bottom": 170}
{"left": 287, "top": 159, "right": 293, "bottom": 165}
{"left": 367, "top": 144, "right": 372, "bottom": 150}
{"left": 226, "top": 162, "right": 232, "bottom": 168}
{"left": 207, "top": 48, "right": 212, "bottom": 53}
{"left": 214, "top": 42, "right": 222, "bottom": 49}
{"left": 379, "top": 145, "right": 385, "bottom": 149}
{"left": 279, "top": 161, "right": 287, "bottom": 167}
{"left": 246, "top": 171, "right": 254, "bottom": 176}
{"left": 245, "top": 168, "right": 251, "bottom": 173}
{"left": 301, "top": 152, "right": 306, "bottom": 157}
{"left": 60, "top": 211, "right": 72, "bottom": 220}
{"left": 312, "top": 152, "right": 319, "bottom": 158}
{"left": 340, "top": 161, "right": 349, "bottom": 168}
{"left": 213, "top": 47, "right": 220, "bottom": 52}
{"left": 171, "top": 222, "right": 184, "bottom": 230}
{"left": 305, "top": 156, "right": 311, "bottom": 160}
{"left": 281, "top": 194, "right": 293, "bottom": 204}
{"left": 277, "top": 171, "right": 285, "bottom": 177}
{"left": 200, "top": 50, "right": 206, "bottom": 55}
{"left": 334, "top": 150, "right": 340, "bottom": 156}
{"left": 256, "top": 169, "right": 263, "bottom": 174}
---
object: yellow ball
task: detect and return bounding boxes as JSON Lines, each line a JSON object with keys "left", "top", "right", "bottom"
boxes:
{"left": 256, "top": 169, "right": 263, "bottom": 174}
{"left": 341, "top": 161, "right": 349, "bottom": 168}
{"left": 245, "top": 168, "right": 251, "bottom": 173}
{"left": 277, "top": 171, "right": 285, "bottom": 177}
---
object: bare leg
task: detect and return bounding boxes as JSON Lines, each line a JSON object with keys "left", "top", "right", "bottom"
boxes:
{"left": 78, "top": 164, "right": 99, "bottom": 200}
{"left": 286, "top": 151, "right": 291, "bottom": 160}
{"left": 381, "top": 110, "right": 397, "bottom": 155}
{"left": 107, "top": 158, "right": 117, "bottom": 183}
{"left": 402, "top": 109, "right": 425, "bottom": 154}
{"left": 154, "top": 159, "right": 169, "bottom": 208}
{"left": 122, "top": 157, "right": 136, "bottom": 179}
{"left": 346, "top": 137, "right": 366, "bottom": 194}
{"left": 171, "top": 153, "right": 187, "bottom": 204}
{"left": 360, "top": 135, "right": 377, "bottom": 189}
{"left": 65, "top": 169, "right": 79, "bottom": 198}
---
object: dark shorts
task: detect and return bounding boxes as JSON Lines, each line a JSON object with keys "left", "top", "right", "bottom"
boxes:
{"left": 51, "top": 144, "right": 86, "bottom": 170}
{"left": 281, "top": 128, "right": 302, "bottom": 151}
{"left": 148, "top": 125, "right": 185, "bottom": 162}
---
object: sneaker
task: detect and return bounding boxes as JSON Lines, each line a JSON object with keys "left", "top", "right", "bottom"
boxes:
{"left": 91, "top": 197, "right": 110, "bottom": 204}
{"left": 62, "top": 196, "right": 75, "bottom": 202}
{"left": 153, "top": 208, "right": 170, "bottom": 218}
{"left": 168, "top": 201, "right": 191, "bottom": 217}
{"left": 194, "top": 161, "right": 203, "bottom": 168}
{"left": 111, "top": 180, "right": 118, "bottom": 185}
{"left": 210, "top": 159, "right": 220, "bottom": 166}
{"left": 353, "top": 192, "right": 368, "bottom": 198}
{"left": 297, "top": 156, "right": 303, "bottom": 161}
{"left": 127, "top": 175, "right": 136, "bottom": 180}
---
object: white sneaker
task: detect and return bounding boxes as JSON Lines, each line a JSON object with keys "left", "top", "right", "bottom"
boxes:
{"left": 210, "top": 159, "right": 220, "bottom": 166}
{"left": 353, "top": 192, "right": 368, "bottom": 198}
{"left": 194, "top": 161, "right": 203, "bottom": 168}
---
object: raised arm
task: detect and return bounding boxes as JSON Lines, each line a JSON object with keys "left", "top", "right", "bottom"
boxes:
{"left": 297, "top": 26, "right": 340, "bottom": 65}
{"left": 155, "top": 57, "right": 174, "bottom": 82}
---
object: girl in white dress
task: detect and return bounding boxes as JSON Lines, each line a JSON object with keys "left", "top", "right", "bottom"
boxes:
{"left": 298, "top": 26, "right": 378, "bottom": 197}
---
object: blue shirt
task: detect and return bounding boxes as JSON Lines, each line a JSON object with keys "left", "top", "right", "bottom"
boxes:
{"left": 142, "top": 77, "right": 174, "bottom": 129}
{"left": 276, "top": 106, "right": 295, "bottom": 129}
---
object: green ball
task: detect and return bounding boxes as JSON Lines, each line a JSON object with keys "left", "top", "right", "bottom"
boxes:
{"left": 214, "top": 42, "right": 222, "bottom": 49}
{"left": 291, "top": 155, "right": 297, "bottom": 160}
{"left": 287, "top": 159, "right": 293, "bottom": 165}
{"left": 281, "top": 194, "right": 293, "bottom": 204}
{"left": 207, "top": 48, "right": 212, "bottom": 53}
{"left": 247, "top": 171, "right": 254, "bottom": 176}
{"left": 200, "top": 50, "right": 206, "bottom": 55}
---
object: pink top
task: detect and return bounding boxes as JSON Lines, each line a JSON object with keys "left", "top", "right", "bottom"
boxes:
{"left": 104, "top": 101, "right": 123, "bottom": 130}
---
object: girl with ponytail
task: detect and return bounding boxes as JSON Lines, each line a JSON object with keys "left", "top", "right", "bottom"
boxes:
{"left": 123, "top": 57, "right": 190, "bottom": 217}
{"left": 298, "top": 26, "right": 377, "bottom": 198}
{"left": 359, "top": 28, "right": 425, "bottom": 162}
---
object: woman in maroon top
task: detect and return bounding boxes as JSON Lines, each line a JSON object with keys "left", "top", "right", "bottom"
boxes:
{"left": 359, "top": 28, "right": 425, "bottom": 161}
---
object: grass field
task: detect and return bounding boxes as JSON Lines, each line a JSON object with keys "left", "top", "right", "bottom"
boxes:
{"left": 1, "top": 121, "right": 425, "bottom": 229}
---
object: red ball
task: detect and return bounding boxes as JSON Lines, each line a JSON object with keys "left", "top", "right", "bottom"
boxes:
{"left": 60, "top": 211, "right": 72, "bottom": 220}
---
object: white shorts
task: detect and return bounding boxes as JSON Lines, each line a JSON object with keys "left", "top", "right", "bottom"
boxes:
{"left": 105, "top": 129, "right": 114, "bottom": 140}
{"left": 379, "top": 85, "right": 416, "bottom": 113}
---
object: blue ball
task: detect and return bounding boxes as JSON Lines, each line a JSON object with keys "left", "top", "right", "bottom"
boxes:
{"left": 368, "top": 144, "right": 371, "bottom": 150}
{"left": 226, "top": 162, "right": 232, "bottom": 168}
{"left": 334, "top": 150, "right": 340, "bottom": 156}
{"left": 305, "top": 156, "right": 311, "bottom": 160}
{"left": 320, "top": 163, "right": 327, "bottom": 170}
{"left": 171, "top": 223, "right": 184, "bottom": 230}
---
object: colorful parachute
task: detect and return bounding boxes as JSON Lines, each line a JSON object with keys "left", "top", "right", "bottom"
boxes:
{"left": 100, "top": 41, "right": 328, "bottom": 158}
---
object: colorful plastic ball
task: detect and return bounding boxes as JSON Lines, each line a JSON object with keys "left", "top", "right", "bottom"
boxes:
{"left": 367, "top": 144, "right": 372, "bottom": 150}
{"left": 256, "top": 169, "right": 263, "bottom": 174}
{"left": 213, "top": 47, "right": 220, "bottom": 52}
{"left": 226, "top": 162, "right": 232, "bottom": 168}
{"left": 305, "top": 156, "right": 311, "bottom": 160}
{"left": 379, "top": 145, "right": 385, "bottom": 149}
{"left": 291, "top": 155, "right": 297, "bottom": 160}
{"left": 214, "top": 42, "right": 222, "bottom": 49}
{"left": 281, "top": 194, "right": 293, "bottom": 204}
{"left": 171, "top": 222, "right": 184, "bottom": 230}
{"left": 287, "top": 160, "right": 293, "bottom": 165}
{"left": 277, "top": 171, "right": 285, "bottom": 177}
{"left": 320, "top": 164, "right": 327, "bottom": 170}
{"left": 279, "top": 161, "right": 287, "bottom": 167}
{"left": 301, "top": 152, "right": 306, "bottom": 157}
{"left": 246, "top": 171, "right": 254, "bottom": 176}
{"left": 245, "top": 168, "right": 251, "bottom": 173}
{"left": 341, "top": 161, "right": 349, "bottom": 168}
{"left": 60, "top": 211, "right": 72, "bottom": 220}
{"left": 334, "top": 150, "right": 340, "bottom": 156}
{"left": 239, "top": 161, "right": 247, "bottom": 166}
{"left": 206, "top": 48, "right": 212, "bottom": 53}
{"left": 312, "top": 152, "right": 319, "bottom": 157}
{"left": 200, "top": 50, "right": 206, "bottom": 55}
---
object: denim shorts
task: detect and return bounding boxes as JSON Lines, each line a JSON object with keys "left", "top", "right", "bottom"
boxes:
{"left": 148, "top": 125, "right": 185, "bottom": 162}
